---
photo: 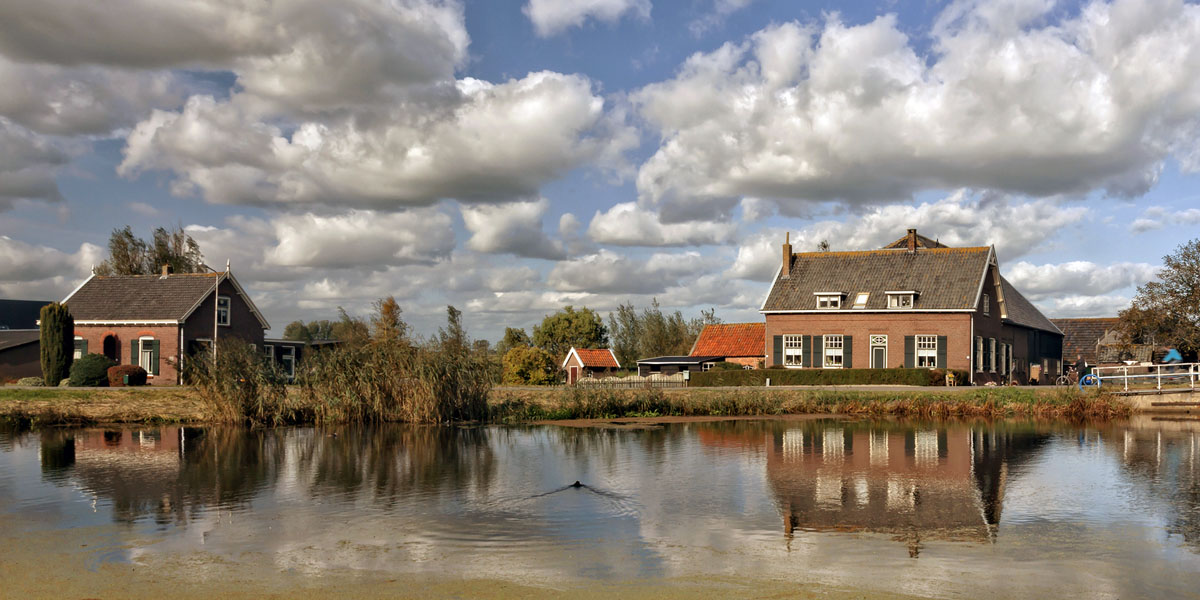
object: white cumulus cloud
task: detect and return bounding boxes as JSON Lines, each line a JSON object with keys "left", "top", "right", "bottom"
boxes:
{"left": 524, "top": 0, "right": 651, "bottom": 37}
{"left": 460, "top": 198, "right": 565, "bottom": 259}
{"left": 587, "top": 202, "right": 738, "bottom": 246}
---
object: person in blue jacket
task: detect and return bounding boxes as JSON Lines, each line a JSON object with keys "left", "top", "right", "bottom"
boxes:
{"left": 1162, "top": 346, "right": 1183, "bottom": 364}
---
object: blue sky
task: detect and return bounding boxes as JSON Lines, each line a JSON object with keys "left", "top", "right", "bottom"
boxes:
{"left": 1, "top": 0, "right": 1199, "bottom": 340}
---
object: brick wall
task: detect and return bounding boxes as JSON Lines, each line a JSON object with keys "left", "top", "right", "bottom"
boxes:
{"left": 74, "top": 325, "right": 182, "bottom": 386}
{"left": 764, "top": 312, "right": 974, "bottom": 371}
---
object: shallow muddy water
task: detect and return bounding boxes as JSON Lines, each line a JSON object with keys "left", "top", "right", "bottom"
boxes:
{"left": 2, "top": 416, "right": 1199, "bottom": 598}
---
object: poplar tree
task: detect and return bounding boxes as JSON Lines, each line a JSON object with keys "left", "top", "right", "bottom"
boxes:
{"left": 39, "top": 302, "right": 74, "bottom": 386}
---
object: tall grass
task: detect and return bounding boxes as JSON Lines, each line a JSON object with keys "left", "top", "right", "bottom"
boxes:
{"left": 183, "top": 341, "right": 292, "bottom": 425}
{"left": 489, "top": 387, "right": 1132, "bottom": 423}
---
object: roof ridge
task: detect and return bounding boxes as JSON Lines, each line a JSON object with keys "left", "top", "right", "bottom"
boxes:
{"left": 792, "top": 247, "right": 989, "bottom": 258}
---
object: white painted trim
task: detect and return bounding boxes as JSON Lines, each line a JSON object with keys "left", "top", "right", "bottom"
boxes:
{"left": 812, "top": 291, "right": 847, "bottom": 296}
{"left": 884, "top": 290, "right": 919, "bottom": 295}
{"left": 61, "top": 273, "right": 94, "bottom": 304}
{"left": 760, "top": 309, "right": 976, "bottom": 314}
{"left": 757, "top": 264, "right": 784, "bottom": 312}
{"left": 178, "top": 271, "right": 271, "bottom": 330}
{"left": 970, "top": 246, "right": 995, "bottom": 314}
{"left": 561, "top": 347, "right": 580, "bottom": 370}
{"left": 75, "top": 319, "right": 180, "bottom": 325}
{"left": 216, "top": 295, "right": 231, "bottom": 326}
{"left": 608, "top": 348, "right": 621, "bottom": 369}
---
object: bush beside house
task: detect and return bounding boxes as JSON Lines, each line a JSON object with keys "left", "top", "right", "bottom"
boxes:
{"left": 69, "top": 353, "right": 118, "bottom": 387}
{"left": 107, "top": 365, "right": 148, "bottom": 387}
{"left": 502, "top": 346, "right": 558, "bottom": 385}
{"left": 689, "top": 368, "right": 969, "bottom": 387}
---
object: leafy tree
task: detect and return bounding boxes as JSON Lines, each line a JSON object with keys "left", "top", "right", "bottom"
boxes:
{"left": 283, "top": 320, "right": 314, "bottom": 343}
{"left": 532, "top": 305, "right": 609, "bottom": 359}
{"left": 1119, "top": 238, "right": 1200, "bottom": 357}
{"left": 608, "top": 302, "right": 640, "bottom": 367}
{"left": 438, "top": 305, "right": 470, "bottom": 358}
{"left": 95, "top": 224, "right": 203, "bottom": 275}
{"left": 39, "top": 302, "right": 74, "bottom": 386}
{"left": 495, "top": 327, "right": 531, "bottom": 356}
{"left": 332, "top": 308, "right": 370, "bottom": 344}
{"left": 371, "top": 296, "right": 409, "bottom": 344}
{"left": 502, "top": 346, "right": 558, "bottom": 385}
{"left": 817, "top": 239, "right": 830, "bottom": 252}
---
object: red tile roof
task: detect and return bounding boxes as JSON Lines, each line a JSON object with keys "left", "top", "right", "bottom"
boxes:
{"left": 571, "top": 348, "right": 619, "bottom": 368}
{"left": 690, "top": 323, "right": 765, "bottom": 358}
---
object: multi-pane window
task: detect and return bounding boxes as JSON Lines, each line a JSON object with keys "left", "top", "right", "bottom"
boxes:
{"left": 975, "top": 336, "right": 984, "bottom": 371}
{"left": 823, "top": 335, "right": 844, "bottom": 368}
{"left": 983, "top": 293, "right": 990, "bottom": 316}
{"left": 817, "top": 295, "right": 841, "bottom": 309}
{"left": 989, "top": 338, "right": 997, "bottom": 372}
{"left": 887, "top": 293, "right": 914, "bottom": 309}
{"left": 281, "top": 346, "right": 295, "bottom": 379}
{"left": 916, "top": 335, "right": 938, "bottom": 368}
{"left": 217, "top": 296, "right": 231, "bottom": 326}
{"left": 73, "top": 336, "right": 84, "bottom": 360}
{"left": 783, "top": 335, "right": 804, "bottom": 366}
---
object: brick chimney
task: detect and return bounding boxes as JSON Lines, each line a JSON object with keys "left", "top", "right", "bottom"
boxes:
{"left": 160, "top": 264, "right": 172, "bottom": 278}
{"left": 782, "top": 232, "right": 793, "bottom": 278}
{"left": 906, "top": 228, "right": 918, "bottom": 253}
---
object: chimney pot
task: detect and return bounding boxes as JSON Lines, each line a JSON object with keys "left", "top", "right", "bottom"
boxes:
{"left": 782, "top": 232, "right": 793, "bottom": 279}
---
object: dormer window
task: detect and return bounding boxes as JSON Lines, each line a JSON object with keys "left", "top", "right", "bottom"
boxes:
{"left": 886, "top": 291, "right": 916, "bottom": 309}
{"left": 814, "top": 292, "right": 843, "bottom": 309}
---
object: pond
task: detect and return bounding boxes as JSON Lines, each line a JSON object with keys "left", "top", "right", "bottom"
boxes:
{"left": 2, "top": 416, "right": 1199, "bottom": 598}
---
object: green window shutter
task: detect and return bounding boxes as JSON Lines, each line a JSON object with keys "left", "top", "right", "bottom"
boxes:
{"left": 843, "top": 335, "right": 853, "bottom": 368}
{"left": 937, "top": 336, "right": 947, "bottom": 369}
{"left": 904, "top": 336, "right": 915, "bottom": 368}
{"left": 772, "top": 336, "right": 783, "bottom": 366}
{"left": 803, "top": 335, "right": 813, "bottom": 368}
{"left": 151, "top": 340, "right": 160, "bottom": 376}
{"left": 130, "top": 339, "right": 139, "bottom": 366}
{"left": 81, "top": 339, "right": 88, "bottom": 354}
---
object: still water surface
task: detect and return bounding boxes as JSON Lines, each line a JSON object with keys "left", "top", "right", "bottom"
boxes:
{"left": 2, "top": 417, "right": 1199, "bottom": 597}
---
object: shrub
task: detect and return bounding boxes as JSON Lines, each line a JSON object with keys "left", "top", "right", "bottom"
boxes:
{"left": 711, "top": 361, "right": 744, "bottom": 370}
{"left": 689, "top": 367, "right": 970, "bottom": 387}
{"left": 502, "top": 345, "right": 558, "bottom": 385}
{"left": 184, "top": 341, "right": 290, "bottom": 425}
{"left": 107, "top": 364, "right": 148, "bottom": 387}
{"left": 69, "top": 353, "right": 117, "bottom": 387}
{"left": 39, "top": 302, "right": 74, "bottom": 386}
{"left": 58, "top": 378, "right": 70, "bottom": 387}
{"left": 16, "top": 376, "right": 44, "bottom": 386}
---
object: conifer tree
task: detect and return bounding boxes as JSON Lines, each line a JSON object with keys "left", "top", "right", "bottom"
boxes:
{"left": 39, "top": 302, "right": 74, "bottom": 386}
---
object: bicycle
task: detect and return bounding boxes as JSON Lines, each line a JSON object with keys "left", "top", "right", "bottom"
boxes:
{"left": 1056, "top": 366, "right": 1077, "bottom": 387}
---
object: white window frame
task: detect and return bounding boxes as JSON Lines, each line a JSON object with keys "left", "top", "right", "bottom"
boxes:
{"left": 916, "top": 335, "right": 938, "bottom": 368}
{"left": 216, "top": 295, "right": 231, "bottom": 326}
{"left": 816, "top": 295, "right": 841, "bottom": 309}
{"left": 852, "top": 292, "right": 869, "bottom": 309}
{"left": 281, "top": 346, "right": 295, "bottom": 379}
{"left": 264, "top": 344, "right": 274, "bottom": 359}
{"left": 887, "top": 293, "right": 914, "bottom": 309}
{"left": 975, "top": 336, "right": 984, "bottom": 372}
{"left": 989, "top": 338, "right": 997, "bottom": 373}
{"left": 73, "top": 335, "right": 83, "bottom": 360}
{"left": 982, "top": 293, "right": 990, "bottom": 316}
{"left": 823, "top": 335, "right": 844, "bottom": 369}
{"left": 783, "top": 335, "right": 804, "bottom": 367}
{"left": 702, "top": 362, "right": 715, "bottom": 372}
{"left": 138, "top": 335, "right": 155, "bottom": 376}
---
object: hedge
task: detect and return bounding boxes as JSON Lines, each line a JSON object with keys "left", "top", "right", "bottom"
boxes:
{"left": 69, "top": 353, "right": 117, "bottom": 387}
{"left": 688, "top": 367, "right": 969, "bottom": 387}
{"left": 107, "top": 365, "right": 148, "bottom": 387}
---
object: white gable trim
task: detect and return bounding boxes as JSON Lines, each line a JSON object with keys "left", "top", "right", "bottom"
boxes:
{"left": 179, "top": 270, "right": 271, "bottom": 330}
{"left": 561, "top": 347, "right": 580, "bottom": 369}
{"left": 970, "top": 246, "right": 997, "bottom": 314}
{"left": 60, "top": 273, "right": 95, "bottom": 305}
{"left": 608, "top": 348, "right": 620, "bottom": 369}
{"left": 758, "top": 264, "right": 784, "bottom": 312}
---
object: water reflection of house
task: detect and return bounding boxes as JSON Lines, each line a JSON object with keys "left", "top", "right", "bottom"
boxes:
{"left": 760, "top": 424, "right": 1047, "bottom": 554}
{"left": 1103, "top": 421, "right": 1200, "bottom": 549}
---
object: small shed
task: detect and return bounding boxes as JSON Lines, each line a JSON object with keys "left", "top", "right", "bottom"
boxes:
{"left": 562, "top": 347, "right": 620, "bottom": 384}
{"left": 0, "top": 330, "right": 41, "bottom": 381}
{"left": 636, "top": 356, "right": 724, "bottom": 377}
{"left": 690, "top": 322, "right": 765, "bottom": 368}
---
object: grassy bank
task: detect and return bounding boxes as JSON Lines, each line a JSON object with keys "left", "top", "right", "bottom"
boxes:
{"left": 489, "top": 386, "right": 1131, "bottom": 422}
{"left": 1, "top": 384, "right": 1132, "bottom": 425}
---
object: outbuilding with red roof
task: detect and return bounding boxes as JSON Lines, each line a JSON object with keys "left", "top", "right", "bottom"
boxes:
{"left": 561, "top": 347, "right": 620, "bottom": 384}
{"left": 689, "top": 322, "right": 766, "bottom": 368}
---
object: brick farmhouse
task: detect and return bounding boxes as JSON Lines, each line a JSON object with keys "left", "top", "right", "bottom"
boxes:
{"left": 760, "top": 229, "right": 1063, "bottom": 385}
{"left": 62, "top": 266, "right": 272, "bottom": 385}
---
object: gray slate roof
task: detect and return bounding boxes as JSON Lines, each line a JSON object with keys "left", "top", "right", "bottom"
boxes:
{"left": 762, "top": 247, "right": 991, "bottom": 311}
{"left": 0, "top": 330, "right": 39, "bottom": 351}
{"left": 65, "top": 273, "right": 221, "bottom": 321}
{"left": 1000, "top": 277, "right": 1062, "bottom": 334}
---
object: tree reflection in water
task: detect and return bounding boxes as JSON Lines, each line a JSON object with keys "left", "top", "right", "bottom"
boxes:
{"left": 293, "top": 424, "right": 495, "bottom": 505}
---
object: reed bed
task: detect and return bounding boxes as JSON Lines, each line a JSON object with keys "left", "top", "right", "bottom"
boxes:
{"left": 488, "top": 386, "right": 1131, "bottom": 423}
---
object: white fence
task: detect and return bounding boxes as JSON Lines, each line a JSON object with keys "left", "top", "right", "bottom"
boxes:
{"left": 1090, "top": 363, "right": 1198, "bottom": 392}
{"left": 572, "top": 373, "right": 687, "bottom": 389}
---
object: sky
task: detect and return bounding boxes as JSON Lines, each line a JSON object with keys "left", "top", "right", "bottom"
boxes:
{"left": 1, "top": 0, "right": 1199, "bottom": 341}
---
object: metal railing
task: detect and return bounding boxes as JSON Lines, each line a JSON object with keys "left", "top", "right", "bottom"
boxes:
{"left": 1090, "top": 363, "right": 1198, "bottom": 392}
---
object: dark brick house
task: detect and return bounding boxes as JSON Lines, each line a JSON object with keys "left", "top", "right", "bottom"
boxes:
{"left": 62, "top": 266, "right": 270, "bottom": 385}
{"left": 760, "top": 229, "right": 1063, "bottom": 384}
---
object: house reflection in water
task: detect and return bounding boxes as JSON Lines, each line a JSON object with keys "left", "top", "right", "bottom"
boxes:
{"left": 761, "top": 422, "right": 1049, "bottom": 556}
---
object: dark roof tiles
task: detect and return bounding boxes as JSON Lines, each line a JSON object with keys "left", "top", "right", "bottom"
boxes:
{"left": 65, "top": 273, "right": 222, "bottom": 321}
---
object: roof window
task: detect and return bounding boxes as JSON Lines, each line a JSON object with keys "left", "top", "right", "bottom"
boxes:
{"left": 852, "top": 292, "right": 869, "bottom": 309}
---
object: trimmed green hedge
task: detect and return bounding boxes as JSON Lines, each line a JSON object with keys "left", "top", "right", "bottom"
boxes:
{"left": 689, "top": 367, "right": 969, "bottom": 387}
{"left": 69, "top": 353, "right": 117, "bottom": 387}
